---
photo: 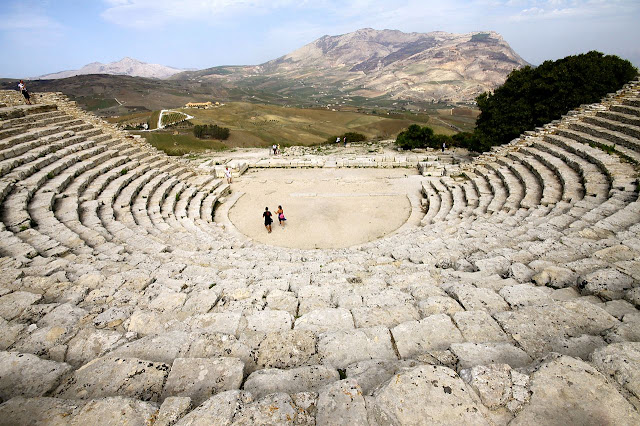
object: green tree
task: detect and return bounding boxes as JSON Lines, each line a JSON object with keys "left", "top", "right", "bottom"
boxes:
{"left": 475, "top": 51, "right": 637, "bottom": 147}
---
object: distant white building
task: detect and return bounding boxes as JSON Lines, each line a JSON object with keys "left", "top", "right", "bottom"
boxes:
{"left": 185, "top": 101, "right": 214, "bottom": 109}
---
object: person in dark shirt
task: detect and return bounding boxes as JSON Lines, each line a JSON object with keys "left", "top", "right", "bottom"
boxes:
{"left": 18, "top": 80, "right": 31, "bottom": 105}
{"left": 263, "top": 207, "right": 273, "bottom": 233}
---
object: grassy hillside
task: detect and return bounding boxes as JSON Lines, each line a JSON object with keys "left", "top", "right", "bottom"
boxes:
{"left": 178, "top": 102, "right": 454, "bottom": 147}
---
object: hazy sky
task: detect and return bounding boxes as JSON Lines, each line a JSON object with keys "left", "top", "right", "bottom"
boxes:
{"left": 1, "top": 0, "right": 639, "bottom": 78}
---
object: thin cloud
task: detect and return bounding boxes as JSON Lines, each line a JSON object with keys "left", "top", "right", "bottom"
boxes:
{"left": 100, "top": 0, "right": 304, "bottom": 28}
{"left": 0, "top": 13, "right": 63, "bottom": 32}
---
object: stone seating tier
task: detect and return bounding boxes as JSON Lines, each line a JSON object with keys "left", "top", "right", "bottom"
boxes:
{"left": 0, "top": 83, "right": 639, "bottom": 425}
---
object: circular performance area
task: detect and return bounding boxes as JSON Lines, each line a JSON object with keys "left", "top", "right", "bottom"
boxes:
{"left": 227, "top": 168, "right": 422, "bottom": 249}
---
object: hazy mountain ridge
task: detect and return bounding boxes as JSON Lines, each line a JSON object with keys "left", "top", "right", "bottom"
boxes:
{"left": 174, "top": 28, "right": 528, "bottom": 103}
{"left": 37, "top": 57, "right": 185, "bottom": 80}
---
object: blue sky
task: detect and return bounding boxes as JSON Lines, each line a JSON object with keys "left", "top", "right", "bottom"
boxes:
{"left": 1, "top": 0, "right": 639, "bottom": 78}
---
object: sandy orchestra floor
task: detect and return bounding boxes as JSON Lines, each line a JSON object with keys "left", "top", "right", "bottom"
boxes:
{"left": 226, "top": 168, "right": 422, "bottom": 249}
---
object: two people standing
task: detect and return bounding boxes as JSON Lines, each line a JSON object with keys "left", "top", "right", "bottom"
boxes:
{"left": 263, "top": 205, "right": 286, "bottom": 233}
{"left": 18, "top": 80, "right": 31, "bottom": 105}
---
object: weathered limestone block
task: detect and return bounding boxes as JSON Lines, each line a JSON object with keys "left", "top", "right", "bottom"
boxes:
{"left": 450, "top": 342, "right": 532, "bottom": 369}
{"left": 0, "top": 291, "right": 42, "bottom": 320}
{"left": 65, "top": 328, "right": 129, "bottom": 367}
{"left": 363, "top": 288, "right": 413, "bottom": 308}
{"left": 578, "top": 268, "right": 635, "bottom": 300}
{"left": 127, "top": 310, "right": 166, "bottom": 335}
{"left": 0, "top": 319, "right": 25, "bottom": 350}
{"left": 183, "top": 333, "right": 253, "bottom": 369}
{"left": 298, "top": 285, "right": 333, "bottom": 315}
{"left": 391, "top": 314, "right": 464, "bottom": 359}
{"left": 108, "top": 332, "right": 191, "bottom": 363}
{"left": 0, "top": 351, "right": 72, "bottom": 400}
{"left": 265, "top": 289, "right": 298, "bottom": 315}
{"left": 406, "top": 281, "right": 447, "bottom": 300}
{"left": 447, "top": 284, "right": 509, "bottom": 314}
{"left": 474, "top": 255, "right": 510, "bottom": 275}
{"left": 319, "top": 327, "right": 396, "bottom": 369}
{"left": 591, "top": 342, "right": 640, "bottom": 400}
{"left": 18, "top": 304, "right": 58, "bottom": 325}
{"left": 182, "top": 290, "right": 219, "bottom": 314}
{"left": 294, "top": 308, "right": 354, "bottom": 333}
{"left": 162, "top": 357, "right": 244, "bottom": 405}
{"left": 11, "top": 325, "right": 76, "bottom": 358}
{"left": 550, "top": 287, "right": 581, "bottom": 301}
{"left": 149, "top": 290, "right": 187, "bottom": 311}
{"left": 243, "top": 309, "right": 293, "bottom": 334}
{"left": 351, "top": 304, "right": 421, "bottom": 329}
{"left": 594, "top": 244, "right": 639, "bottom": 262}
{"left": 603, "top": 299, "right": 639, "bottom": 320}
{"left": 371, "top": 365, "right": 491, "bottom": 425}
{"left": 605, "top": 313, "right": 640, "bottom": 343}
{"left": 244, "top": 365, "right": 338, "bottom": 399}
{"left": 0, "top": 396, "right": 85, "bottom": 425}
{"left": 509, "top": 262, "right": 534, "bottom": 283}
{"left": 414, "top": 349, "right": 458, "bottom": 370}
{"left": 626, "top": 287, "right": 640, "bottom": 307}
{"left": 346, "top": 359, "right": 421, "bottom": 395}
{"left": 184, "top": 312, "right": 242, "bottom": 336}
{"left": 549, "top": 334, "right": 607, "bottom": 360}
{"left": 255, "top": 329, "right": 318, "bottom": 369}
{"left": 510, "top": 355, "right": 640, "bottom": 425}
{"left": 232, "top": 392, "right": 315, "bottom": 425}
{"left": 317, "top": 379, "right": 368, "bottom": 426}
{"left": 459, "top": 363, "right": 531, "bottom": 412}
{"left": 494, "top": 300, "right": 618, "bottom": 358}
{"left": 93, "top": 306, "right": 133, "bottom": 329}
{"left": 155, "top": 397, "right": 192, "bottom": 426}
{"left": 417, "top": 296, "right": 464, "bottom": 317}
{"left": 531, "top": 265, "right": 577, "bottom": 288}
{"left": 175, "top": 390, "right": 253, "bottom": 426}
{"left": 55, "top": 356, "right": 170, "bottom": 401}
{"left": 499, "top": 284, "right": 552, "bottom": 309}
{"left": 70, "top": 396, "right": 159, "bottom": 426}
{"left": 452, "top": 310, "right": 511, "bottom": 343}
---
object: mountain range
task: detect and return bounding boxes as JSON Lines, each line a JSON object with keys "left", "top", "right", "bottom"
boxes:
{"left": 20, "top": 29, "right": 529, "bottom": 109}
{"left": 36, "top": 57, "right": 185, "bottom": 80}
{"left": 173, "top": 29, "right": 529, "bottom": 103}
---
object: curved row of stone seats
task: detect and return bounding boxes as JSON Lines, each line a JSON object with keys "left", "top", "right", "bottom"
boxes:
{"left": 1, "top": 342, "right": 639, "bottom": 425}
{"left": 484, "top": 161, "right": 523, "bottom": 213}
{"left": 0, "top": 85, "right": 639, "bottom": 424}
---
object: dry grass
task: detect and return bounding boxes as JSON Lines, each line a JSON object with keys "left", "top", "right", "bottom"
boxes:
{"left": 181, "top": 102, "right": 445, "bottom": 146}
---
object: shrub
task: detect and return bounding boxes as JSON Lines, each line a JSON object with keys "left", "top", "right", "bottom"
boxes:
{"left": 327, "top": 132, "right": 367, "bottom": 144}
{"left": 194, "top": 124, "right": 230, "bottom": 140}
{"left": 396, "top": 124, "right": 450, "bottom": 150}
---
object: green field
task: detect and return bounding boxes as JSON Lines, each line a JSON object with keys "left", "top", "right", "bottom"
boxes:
{"left": 137, "top": 132, "right": 227, "bottom": 156}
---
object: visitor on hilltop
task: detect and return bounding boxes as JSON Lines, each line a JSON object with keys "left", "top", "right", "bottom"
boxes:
{"left": 277, "top": 144, "right": 281, "bottom": 155}
{"left": 336, "top": 137, "right": 341, "bottom": 144}
{"left": 343, "top": 136, "right": 347, "bottom": 147}
{"left": 442, "top": 141, "right": 446, "bottom": 152}
{"left": 277, "top": 205, "right": 286, "bottom": 228}
{"left": 263, "top": 207, "right": 273, "bottom": 233}
{"left": 18, "top": 80, "right": 31, "bottom": 105}
{"left": 272, "top": 144, "right": 277, "bottom": 155}
{"left": 224, "top": 167, "right": 232, "bottom": 184}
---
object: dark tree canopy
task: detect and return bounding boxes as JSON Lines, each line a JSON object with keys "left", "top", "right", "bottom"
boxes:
{"left": 396, "top": 124, "right": 453, "bottom": 150}
{"left": 474, "top": 51, "right": 637, "bottom": 147}
{"left": 326, "top": 132, "right": 367, "bottom": 144}
{"left": 194, "top": 124, "right": 230, "bottom": 140}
